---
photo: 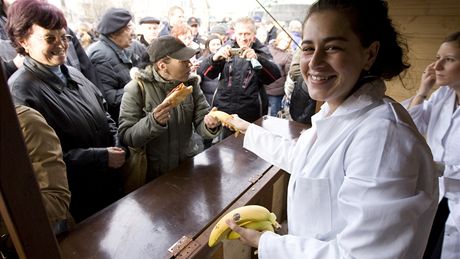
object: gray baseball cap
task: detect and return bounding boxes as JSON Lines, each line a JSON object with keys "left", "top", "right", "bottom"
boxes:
{"left": 148, "top": 36, "right": 198, "bottom": 63}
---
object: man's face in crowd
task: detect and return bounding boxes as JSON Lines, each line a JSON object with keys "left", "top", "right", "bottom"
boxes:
{"left": 234, "top": 22, "right": 255, "bottom": 48}
{"left": 140, "top": 22, "right": 161, "bottom": 44}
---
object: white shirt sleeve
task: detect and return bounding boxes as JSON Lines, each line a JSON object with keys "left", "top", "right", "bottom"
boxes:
{"left": 243, "top": 123, "right": 315, "bottom": 175}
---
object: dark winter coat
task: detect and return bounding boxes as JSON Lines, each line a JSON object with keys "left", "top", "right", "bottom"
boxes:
{"left": 198, "top": 39, "right": 281, "bottom": 122}
{"left": 8, "top": 56, "right": 123, "bottom": 222}
{"left": 86, "top": 35, "right": 139, "bottom": 123}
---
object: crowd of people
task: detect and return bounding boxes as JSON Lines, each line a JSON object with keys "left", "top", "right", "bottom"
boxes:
{"left": 0, "top": 0, "right": 459, "bottom": 258}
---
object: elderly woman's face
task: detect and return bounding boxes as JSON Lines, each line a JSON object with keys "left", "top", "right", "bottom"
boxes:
{"left": 434, "top": 41, "right": 460, "bottom": 90}
{"left": 300, "top": 10, "right": 378, "bottom": 111}
{"left": 19, "top": 24, "right": 68, "bottom": 67}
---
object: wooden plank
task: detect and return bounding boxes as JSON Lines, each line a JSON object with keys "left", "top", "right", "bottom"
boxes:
{"left": 0, "top": 63, "right": 61, "bottom": 258}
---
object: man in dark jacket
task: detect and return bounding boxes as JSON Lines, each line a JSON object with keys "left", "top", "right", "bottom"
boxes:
{"left": 198, "top": 17, "right": 281, "bottom": 137}
{"left": 86, "top": 8, "right": 139, "bottom": 124}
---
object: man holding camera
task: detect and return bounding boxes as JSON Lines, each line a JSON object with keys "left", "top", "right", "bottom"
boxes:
{"left": 198, "top": 16, "right": 280, "bottom": 138}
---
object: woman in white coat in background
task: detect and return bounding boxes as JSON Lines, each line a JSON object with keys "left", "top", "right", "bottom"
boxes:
{"left": 225, "top": 0, "right": 439, "bottom": 258}
{"left": 407, "top": 31, "right": 460, "bottom": 259}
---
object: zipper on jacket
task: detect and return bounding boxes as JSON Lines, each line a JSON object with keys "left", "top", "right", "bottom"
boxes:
{"left": 242, "top": 69, "right": 253, "bottom": 89}
{"left": 227, "top": 61, "right": 233, "bottom": 88}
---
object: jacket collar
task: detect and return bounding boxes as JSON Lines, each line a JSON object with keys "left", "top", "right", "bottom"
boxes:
{"left": 100, "top": 34, "right": 132, "bottom": 64}
{"left": 314, "top": 78, "right": 386, "bottom": 119}
{"left": 23, "top": 56, "right": 79, "bottom": 92}
{"left": 309, "top": 78, "right": 387, "bottom": 147}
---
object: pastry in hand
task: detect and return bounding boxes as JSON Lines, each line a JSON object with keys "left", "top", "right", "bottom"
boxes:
{"left": 163, "top": 83, "right": 193, "bottom": 107}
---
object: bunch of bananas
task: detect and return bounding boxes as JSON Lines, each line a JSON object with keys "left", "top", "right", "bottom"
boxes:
{"left": 208, "top": 205, "right": 281, "bottom": 247}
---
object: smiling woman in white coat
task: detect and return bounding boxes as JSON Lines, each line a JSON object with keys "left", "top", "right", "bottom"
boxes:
{"left": 406, "top": 31, "right": 460, "bottom": 259}
{"left": 224, "top": 0, "right": 439, "bottom": 258}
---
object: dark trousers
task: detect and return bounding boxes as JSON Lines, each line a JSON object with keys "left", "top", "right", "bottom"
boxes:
{"left": 423, "top": 197, "right": 450, "bottom": 259}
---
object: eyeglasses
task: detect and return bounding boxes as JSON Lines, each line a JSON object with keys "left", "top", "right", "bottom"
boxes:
{"left": 39, "top": 34, "right": 73, "bottom": 45}
{"left": 190, "top": 24, "right": 198, "bottom": 28}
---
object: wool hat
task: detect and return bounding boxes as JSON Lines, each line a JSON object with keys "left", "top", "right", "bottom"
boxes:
{"left": 148, "top": 36, "right": 199, "bottom": 63}
{"left": 139, "top": 16, "right": 161, "bottom": 25}
{"left": 97, "top": 8, "right": 132, "bottom": 35}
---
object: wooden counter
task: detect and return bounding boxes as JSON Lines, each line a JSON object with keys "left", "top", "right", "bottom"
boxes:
{"left": 59, "top": 116, "right": 308, "bottom": 259}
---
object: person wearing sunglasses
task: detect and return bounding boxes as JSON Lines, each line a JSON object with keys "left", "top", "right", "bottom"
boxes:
{"left": 7, "top": 0, "right": 125, "bottom": 223}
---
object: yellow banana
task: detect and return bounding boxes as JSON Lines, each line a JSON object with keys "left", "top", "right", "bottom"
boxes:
{"left": 208, "top": 205, "right": 280, "bottom": 247}
{"left": 227, "top": 220, "right": 275, "bottom": 240}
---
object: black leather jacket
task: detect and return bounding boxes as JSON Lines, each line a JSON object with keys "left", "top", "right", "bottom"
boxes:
{"left": 198, "top": 39, "right": 281, "bottom": 122}
{"left": 8, "top": 56, "right": 122, "bottom": 222}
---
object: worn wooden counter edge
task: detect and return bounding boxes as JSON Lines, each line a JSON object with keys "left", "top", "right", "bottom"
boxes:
{"left": 59, "top": 116, "right": 308, "bottom": 259}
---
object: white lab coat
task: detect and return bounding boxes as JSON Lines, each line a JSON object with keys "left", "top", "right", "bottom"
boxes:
{"left": 406, "top": 86, "right": 460, "bottom": 259}
{"left": 244, "top": 79, "right": 439, "bottom": 259}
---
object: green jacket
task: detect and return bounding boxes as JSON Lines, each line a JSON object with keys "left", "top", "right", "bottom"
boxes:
{"left": 118, "top": 66, "right": 220, "bottom": 180}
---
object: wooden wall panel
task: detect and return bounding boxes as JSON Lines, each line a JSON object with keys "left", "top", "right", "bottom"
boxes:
{"left": 385, "top": 0, "right": 460, "bottom": 101}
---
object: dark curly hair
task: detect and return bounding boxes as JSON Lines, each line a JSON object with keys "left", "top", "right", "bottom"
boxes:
{"left": 6, "top": 0, "right": 67, "bottom": 55}
{"left": 305, "top": 0, "right": 410, "bottom": 80}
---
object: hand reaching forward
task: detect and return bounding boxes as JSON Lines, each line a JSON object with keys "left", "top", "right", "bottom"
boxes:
{"left": 204, "top": 107, "right": 222, "bottom": 129}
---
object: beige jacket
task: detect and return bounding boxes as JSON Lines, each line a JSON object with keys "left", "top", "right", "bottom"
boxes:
{"left": 16, "top": 105, "right": 72, "bottom": 233}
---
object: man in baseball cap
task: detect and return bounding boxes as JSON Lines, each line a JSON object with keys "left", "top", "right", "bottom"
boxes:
{"left": 118, "top": 35, "right": 222, "bottom": 180}
{"left": 148, "top": 35, "right": 198, "bottom": 65}
{"left": 187, "top": 17, "right": 205, "bottom": 46}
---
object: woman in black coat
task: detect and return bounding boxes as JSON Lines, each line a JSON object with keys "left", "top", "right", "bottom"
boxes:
{"left": 7, "top": 0, "right": 125, "bottom": 222}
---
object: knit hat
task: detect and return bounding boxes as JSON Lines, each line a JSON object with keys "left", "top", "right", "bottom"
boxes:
{"left": 97, "top": 8, "right": 132, "bottom": 35}
{"left": 148, "top": 36, "right": 199, "bottom": 63}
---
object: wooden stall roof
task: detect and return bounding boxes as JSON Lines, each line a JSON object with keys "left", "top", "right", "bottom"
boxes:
{"left": 59, "top": 116, "right": 307, "bottom": 259}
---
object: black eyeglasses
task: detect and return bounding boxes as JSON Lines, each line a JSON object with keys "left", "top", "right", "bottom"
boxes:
{"left": 40, "top": 34, "right": 73, "bottom": 45}
{"left": 190, "top": 24, "right": 198, "bottom": 28}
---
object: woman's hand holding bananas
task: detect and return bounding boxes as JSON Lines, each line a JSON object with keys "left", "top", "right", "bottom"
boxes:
{"left": 208, "top": 205, "right": 281, "bottom": 248}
